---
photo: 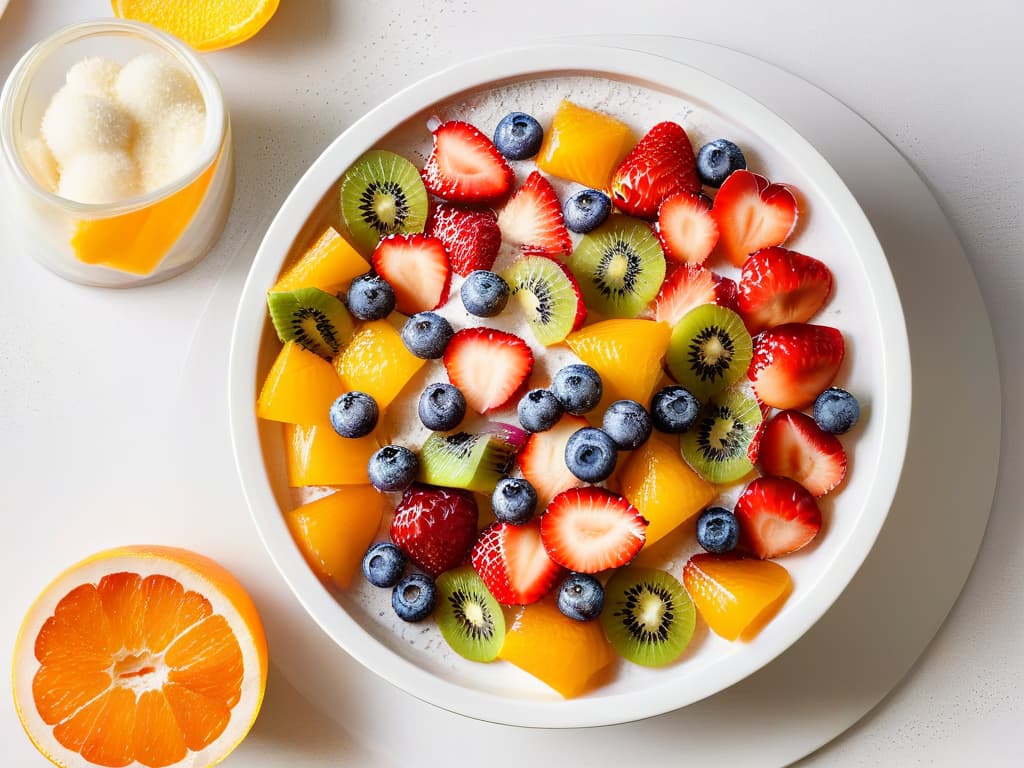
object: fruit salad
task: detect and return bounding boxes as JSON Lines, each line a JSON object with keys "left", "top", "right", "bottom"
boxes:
{"left": 255, "top": 95, "right": 862, "bottom": 699}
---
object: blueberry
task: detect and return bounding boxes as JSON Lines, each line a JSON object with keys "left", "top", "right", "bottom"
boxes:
{"left": 401, "top": 311, "right": 454, "bottom": 359}
{"left": 517, "top": 388, "right": 564, "bottom": 433}
{"left": 551, "top": 364, "right": 603, "bottom": 415}
{"left": 602, "top": 399, "right": 653, "bottom": 450}
{"left": 347, "top": 272, "right": 396, "bottom": 321}
{"left": 391, "top": 572, "right": 436, "bottom": 622}
{"left": 418, "top": 382, "right": 466, "bottom": 431}
{"left": 557, "top": 573, "right": 605, "bottom": 622}
{"left": 563, "top": 188, "right": 611, "bottom": 234}
{"left": 362, "top": 542, "right": 406, "bottom": 588}
{"left": 328, "top": 391, "right": 379, "bottom": 438}
{"left": 492, "top": 477, "right": 538, "bottom": 525}
{"left": 461, "top": 270, "right": 510, "bottom": 317}
{"left": 650, "top": 386, "right": 701, "bottom": 433}
{"left": 696, "top": 506, "right": 740, "bottom": 554}
{"left": 696, "top": 139, "right": 746, "bottom": 188}
{"left": 813, "top": 387, "right": 861, "bottom": 435}
{"left": 368, "top": 445, "right": 419, "bottom": 492}
{"left": 493, "top": 111, "right": 543, "bottom": 160}
{"left": 565, "top": 427, "right": 618, "bottom": 482}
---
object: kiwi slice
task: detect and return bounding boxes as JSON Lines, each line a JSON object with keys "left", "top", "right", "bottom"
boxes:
{"left": 568, "top": 216, "right": 666, "bottom": 318}
{"left": 666, "top": 304, "right": 752, "bottom": 402}
{"left": 503, "top": 256, "right": 583, "bottom": 346}
{"left": 340, "top": 150, "right": 428, "bottom": 253}
{"left": 417, "top": 430, "right": 517, "bottom": 493}
{"left": 436, "top": 566, "right": 506, "bottom": 662}
{"left": 680, "top": 384, "right": 763, "bottom": 484}
{"left": 267, "top": 287, "right": 353, "bottom": 358}
{"left": 600, "top": 567, "right": 695, "bottom": 667}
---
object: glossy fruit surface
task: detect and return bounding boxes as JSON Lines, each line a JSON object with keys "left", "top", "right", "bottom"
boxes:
{"left": 565, "top": 319, "right": 671, "bottom": 409}
{"left": 271, "top": 226, "right": 369, "bottom": 293}
{"left": 334, "top": 319, "right": 426, "bottom": 409}
{"left": 682, "top": 554, "right": 791, "bottom": 641}
{"left": 285, "top": 424, "right": 378, "bottom": 486}
{"left": 535, "top": 100, "right": 635, "bottom": 190}
{"left": 256, "top": 341, "right": 343, "bottom": 428}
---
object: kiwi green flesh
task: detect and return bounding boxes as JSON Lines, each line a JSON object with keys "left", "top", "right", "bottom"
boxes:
{"left": 436, "top": 567, "right": 506, "bottom": 662}
{"left": 417, "top": 431, "right": 515, "bottom": 493}
{"left": 340, "top": 150, "right": 428, "bottom": 254}
{"left": 667, "top": 304, "right": 753, "bottom": 402}
{"left": 600, "top": 567, "right": 695, "bottom": 667}
{"left": 503, "top": 257, "right": 578, "bottom": 346}
{"left": 568, "top": 216, "right": 666, "bottom": 318}
{"left": 267, "top": 287, "right": 353, "bottom": 358}
{"left": 680, "top": 385, "right": 762, "bottom": 484}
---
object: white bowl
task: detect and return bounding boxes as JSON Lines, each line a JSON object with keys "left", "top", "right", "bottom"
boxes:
{"left": 229, "top": 45, "right": 911, "bottom": 728}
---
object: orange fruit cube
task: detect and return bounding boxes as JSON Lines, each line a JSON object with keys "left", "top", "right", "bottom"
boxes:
{"left": 333, "top": 320, "right": 426, "bottom": 409}
{"left": 285, "top": 423, "right": 379, "bottom": 486}
{"left": 565, "top": 319, "right": 671, "bottom": 409}
{"left": 499, "top": 601, "right": 615, "bottom": 698}
{"left": 682, "top": 554, "right": 792, "bottom": 641}
{"left": 256, "top": 341, "right": 344, "bottom": 427}
{"left": 286, "top": 487, "right": 389, "bottom": 589}
{"left": 271, "top": 226, "right": 369, "bottom": 294}
{"left": 536, "top": 100, "right": 635, "bottom": 190}
{"left": 619, "top": 438, "right": 715, "bottom": 546}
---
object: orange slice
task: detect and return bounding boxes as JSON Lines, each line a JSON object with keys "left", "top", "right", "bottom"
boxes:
{"left": 13, "top": 546, "right": 267, "bottom": 768}
{"left": 112, "top": 0, "right": 280, "bottom": 52}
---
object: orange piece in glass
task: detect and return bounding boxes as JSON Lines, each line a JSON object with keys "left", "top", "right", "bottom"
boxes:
{"left": 536, "top": 100, "right": 635, "bottom": 190}
{"left": 565, "top": 319, "right": 671, "bottom": 409}
{"left": 285, "top": 423, "right": 379, "bottom": 486}
{"left": 271, "top": 226, "right": 369, "bottom": 294}
{"left": 682, "top": 554, "right": 792, "bottom": 641}
{"left": 256, "top": 341, "right": 344, "bottom": 427}
{"left": 333, "top": 320, "right": 425, "bottom": 409}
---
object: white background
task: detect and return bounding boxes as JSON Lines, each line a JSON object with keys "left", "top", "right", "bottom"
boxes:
{"left": 0, "top": 1, "right": 1020, "bottom": 765}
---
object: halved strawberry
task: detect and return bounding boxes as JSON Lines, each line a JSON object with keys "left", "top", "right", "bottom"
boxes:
{"left": 711, "top": 170, "right": 798, "bottom": 267}
{"left": 391, "top": 485, "right": 479, "bottom": 577}
{"left": 758, "top": 410, "right": 847, "bottom": 496}
{"left": 517, "top": 414, "right": 589, "bottom": 504}
{"left": 656, "top": 191, "right": 719, "bottom": 264}
{"left": 651, "top": 264, "right": 738, "bottom": 327}
{"left": 371, "top": 233, "right": 451, "bottom": 315}
{"left": 426, "top": 203, "right": 501, "bottom": 276}
{"left": 497, "top": 171, "right": 572, "bottom": 256}
{"left": 443, "top": 327, "right": 534, "bottom": 413}
{"left": 540, "top": 487, "right": 648, "bottom": 573}
{"left": 471, "top": 519, "right": 563, "bottom": 605}
{"left": 737, "top": 247, "right": 833, "bottom": 333}
{"left": 733, "top": 476, "right": 822, "bottom": 559}
{"left": 421, "top": 120, "right": 514, "bottom": 203}
{"left": 611, "top": 121, "right": 700, "bottom": 219}
{"left": 749, "top": 323, "right": 844, "bottom": 410}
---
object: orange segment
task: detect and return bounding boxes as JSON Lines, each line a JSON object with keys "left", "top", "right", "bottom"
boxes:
{"left": 619, "top": 438, "right": 715, "bottom": 545}
{"left": 682, "top": 554, "right": 792, "bottom": 641}
{"left": 133, "top": 690, "right": 187, "bottom": 768}
{"left": 536, "top": 100, "right": 635, "bottom": 190}
{"left": 286, "top": 487, "right": 390, "bottom": 588}
{"left": 565, "top": 319, "right": 671, "bottom": 409}
{"left": 163, "top": 683, "right": 232, "bottom": 752}
{"left": 256, "top": 341, "right": 345, "bottom": 428}
{"left": 112, "top": 0, "right": 280, "bottom": 52}
{"left": 285, "top": 423, "right": 379, "bottom": 486}
{"left": 333, "top": 320, "right": 426, "bottom": 409}
{"left": 499, "top": 601, "right": 615, "bottom": 698}
{"left": 271, "top": 226, "right": 369, "bottom": 294}
{"left": 165, "top": 615, "right": 243, "bottom": 706}
{"left": 138, "top": 575, "right": 213, "bottom": 654}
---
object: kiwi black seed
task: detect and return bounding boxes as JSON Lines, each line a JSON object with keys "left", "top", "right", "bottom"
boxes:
{"left": 435, "top": 566, "right": 506, "bottom": 662}
{"left": 503, "top": 256, "right": 582, "bottom": 345}
{"left": 666, "top": 304, "right": 752, "bottom": 402}
{"left": 340, "top": 150, "right": 428, "bottom": 253}
{"left": 417, "top": 431, "right": 516, "bottom": 493}
{"left": 568, "top": 215, "right": 666, "bottom": 318}
{"left": 679, "top": 384, "right": 763, "bottom": 484}
{"left": 600, "top": 567, "right": 695, "bottom": 667}
{"left": 267, "top": 286, "right": 354, "bottom": 358}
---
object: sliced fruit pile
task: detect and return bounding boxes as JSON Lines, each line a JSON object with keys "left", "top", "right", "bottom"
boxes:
{"left": 255, "top": 98, "right": 865, "bottom": 698}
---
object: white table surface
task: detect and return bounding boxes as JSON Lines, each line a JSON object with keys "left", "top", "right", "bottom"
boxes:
{"left": 0, "top": 1, "right": 1020, "bottom": 766}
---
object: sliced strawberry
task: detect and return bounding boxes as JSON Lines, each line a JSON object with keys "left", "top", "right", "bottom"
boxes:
{"left": 651, "top": 264, "right": 738, "bottom": 327}
{"left": 711, "top": 170, "right": 798, "bottom": 267}
{"left": 734, "top": 476, "right": 822, "bottom": 559}
{"left": 737, "top": 247, "right": 833, "bottom": 333}
{"left": 443, "top": 327, "right": 534, "bottom": 413}
{"left": 759, "top": 410, "right": 847, "bottom": 496}
{"left": 749, "top": 323, "right": 844, "bottom": 410}
{"left": 390, "top": 485, "right": 479, "bottom": 577}
{"left": 517, "top": 414, "right": 589, "bottom": 504}
{"left": 656, "top": 191, "right": 719, "bottom": 264}
{"left": 611, "top": 121, "right": 700, "bottom": 219}
{"left": 371, "top": 233, "right": 451, "bottom": 315}
{"left": 426, "top": 203, "right": 501, "bottom": 276}
{"left": 497, "top": 171, "right": 572, "bottom": 256}
{"left": 471, "top": 519, "right": 563, "bottom": 605}
{"left": 540, "top": 487, "right": 648, "bottom": 573}
{"left": 421, "top": 120, "right": 514, "bottom": 204}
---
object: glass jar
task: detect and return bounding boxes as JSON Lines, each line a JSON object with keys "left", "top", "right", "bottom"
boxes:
{"left": 0, "top": 19, "right": 234, "bottom": 287}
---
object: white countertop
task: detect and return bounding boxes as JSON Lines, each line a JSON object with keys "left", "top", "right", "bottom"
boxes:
{"left": 0, "top": 1, "right": 1020, "bottom": 765}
